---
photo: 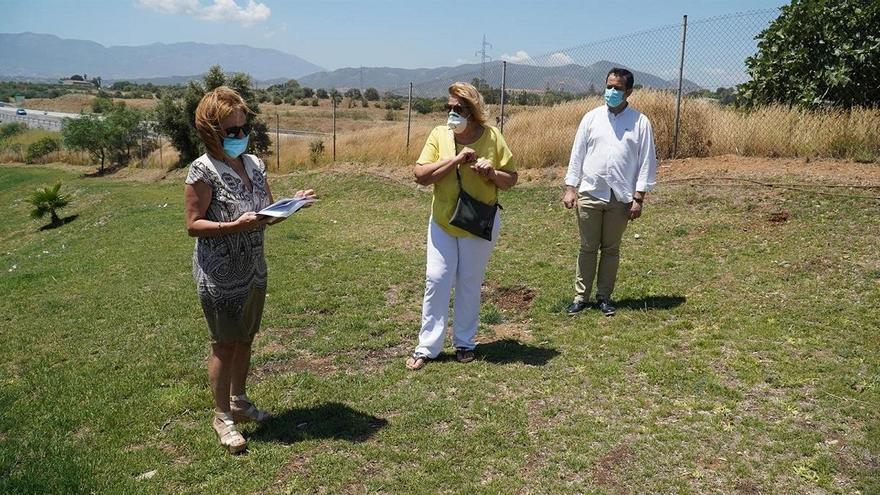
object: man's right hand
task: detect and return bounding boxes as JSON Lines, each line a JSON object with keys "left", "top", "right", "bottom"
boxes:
{"left": 562, "top": 187, "right": 578, "bottom": 209}
{"left": 455, "top": 147, "right": 477, "bottom": 165}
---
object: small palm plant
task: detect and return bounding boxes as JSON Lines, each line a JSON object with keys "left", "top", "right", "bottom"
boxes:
{"left": 28, "top": 183, "right": 70, "bottom": 226}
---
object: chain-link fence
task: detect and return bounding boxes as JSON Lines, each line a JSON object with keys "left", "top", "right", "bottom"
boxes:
{"left": 288, "top": 8, "right": 780, "bottom": 169}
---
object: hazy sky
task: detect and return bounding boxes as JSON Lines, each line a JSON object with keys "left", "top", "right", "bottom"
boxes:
{"left": 2, "top": 0, "right": 788, "bottom": 73}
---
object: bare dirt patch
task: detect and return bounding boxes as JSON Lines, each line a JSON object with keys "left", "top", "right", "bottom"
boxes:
{"left": 592, "top": 443, "right": 635, "bottom": 493}
{"left": 767, "top": 211, "right": 790, "bottom": 224}
{"left": 482, "top": 281, "right": 536, "bottom": 313}
{"left": 252, "top": 351, "right": 337, "bottom": 381}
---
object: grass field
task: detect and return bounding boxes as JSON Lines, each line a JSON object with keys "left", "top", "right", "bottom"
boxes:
{"left": 1, "top": 162, "right": 879, "bottom": 494}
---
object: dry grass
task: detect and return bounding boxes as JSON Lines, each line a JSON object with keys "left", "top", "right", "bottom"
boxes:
{"left": 17, "top": 91, "right": 880, "bottom": 172}
{"left": 22, "top": 94, "right": 158, "bottom": 114}
{"left": 267, "top": 91, "right": 879, "bottom": 171}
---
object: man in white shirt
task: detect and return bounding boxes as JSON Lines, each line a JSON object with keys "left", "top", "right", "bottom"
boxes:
{"left": 562, "top": 68, "right": 658, "bottom": 316}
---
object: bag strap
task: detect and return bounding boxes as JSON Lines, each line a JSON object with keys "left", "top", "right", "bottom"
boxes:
{"left": 451, "top": 129, "right": 501, "bottom": 207}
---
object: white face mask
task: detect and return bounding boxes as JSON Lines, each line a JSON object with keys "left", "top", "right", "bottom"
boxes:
{"left": 447, "top": 111, "right": 468, "bottom": 134}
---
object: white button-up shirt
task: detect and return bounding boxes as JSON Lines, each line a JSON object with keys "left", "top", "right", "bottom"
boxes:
{"left": 564, "top": 104, "right": 658, "bottom": 203}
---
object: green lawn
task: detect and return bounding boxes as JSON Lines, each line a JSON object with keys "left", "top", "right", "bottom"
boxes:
{"left": 1, "top": 164, "right": 878, "bottom": 494}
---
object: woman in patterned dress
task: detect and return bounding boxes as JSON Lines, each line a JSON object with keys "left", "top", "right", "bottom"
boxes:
{"left": 183, "top": 86, "right": 316, "bottom": 454}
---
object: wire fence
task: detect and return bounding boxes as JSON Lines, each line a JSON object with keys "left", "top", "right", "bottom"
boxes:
{"left": 275, "top": 8, "right": 781, "bottom": 169}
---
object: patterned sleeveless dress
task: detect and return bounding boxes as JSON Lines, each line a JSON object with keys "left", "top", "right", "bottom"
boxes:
{"left": 185, "top": 153, "right": 272, "bottom": 343}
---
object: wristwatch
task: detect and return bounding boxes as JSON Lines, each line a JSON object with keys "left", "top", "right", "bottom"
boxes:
{"left": 633, "top": 196, "right": 644, "bottom": 204}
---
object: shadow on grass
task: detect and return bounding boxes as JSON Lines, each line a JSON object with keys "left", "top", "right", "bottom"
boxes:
{"left": 250, "top": 402, "right": 387, "bottom": 444}
{"left": 83, "top": 166, "right": 123, "bottom": 177}
{"left": 38, "top": 214, "right": 78, "bottom": 231}
{"left": 615, "top": 295, "right": 686, "bottom": 311}
{"left": 477, "top": 338, "right": 560, "bottom": 366}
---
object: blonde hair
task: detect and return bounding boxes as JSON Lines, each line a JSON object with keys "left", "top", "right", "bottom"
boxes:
{"left": 448, "top": 81, "right": 488, "bottom": 125}
{"left": 194, "top": 86, "right": 252, "bottom": 160}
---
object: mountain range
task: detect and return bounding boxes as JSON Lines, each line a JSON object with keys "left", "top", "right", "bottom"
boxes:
{"left": 297, "top": 61, "right": 702, "bottom": 95}
{"left": 0, "top": 32, "right": 323, "bottom": 81}
{"left": 0, "top": 32, "right": 701, "bottom": 94}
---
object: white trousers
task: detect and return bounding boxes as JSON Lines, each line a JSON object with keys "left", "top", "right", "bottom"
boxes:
{"left": 415, "top": 216, "right": 501, "bottom": 358}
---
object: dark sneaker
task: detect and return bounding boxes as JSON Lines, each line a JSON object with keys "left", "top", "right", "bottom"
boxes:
{"left": 597, "top": 299, "right": 616, "bottom": 316}
{"left": 455, "top": 347, "right": 475, "bottom": 363}
{"left": 566, "top": 300, "right": 590, "bottom": 315}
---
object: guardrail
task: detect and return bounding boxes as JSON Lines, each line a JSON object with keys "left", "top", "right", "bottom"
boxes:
{"left": 0, "top": 112, "right": 63, "bottom": 131}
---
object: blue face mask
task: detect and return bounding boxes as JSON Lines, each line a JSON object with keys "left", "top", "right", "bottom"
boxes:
{"left": 604, "top": 87, "right": 626, "bottom": 108}
{"left": 222, "top": 135, "right": 249, "bottom": 158}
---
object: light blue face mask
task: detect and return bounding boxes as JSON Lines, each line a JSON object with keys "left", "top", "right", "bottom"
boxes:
{"left": 222, "top": 135, "right": 249, "bottom": 158}
{"left": 604, "top": 87, "right": 626, "bottom": 108}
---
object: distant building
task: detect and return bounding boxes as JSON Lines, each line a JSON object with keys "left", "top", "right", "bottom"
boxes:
{"left": 60, "top": 75, "right": 95, "bottom": 87}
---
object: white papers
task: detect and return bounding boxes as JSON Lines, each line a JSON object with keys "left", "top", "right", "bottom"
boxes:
{"left": 257, "top": 197, "right": 315, "bottom": 220}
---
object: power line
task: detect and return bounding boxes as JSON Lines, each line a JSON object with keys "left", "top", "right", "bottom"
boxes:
{"left": 475, "top": 34, "right": 493, "bottom": 82}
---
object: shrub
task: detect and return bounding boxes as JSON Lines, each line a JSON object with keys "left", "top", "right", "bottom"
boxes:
{"left": 91, "top": 97, "right": 116, "bottom": 113}
{"left": 25, "top": 136, "right": 61, "bottom": 163}
{"left": 309, "top": 139, "right": 324, "bottom": 164}
{"left": 0, "top": 122, "right": 27, "bottom": 141}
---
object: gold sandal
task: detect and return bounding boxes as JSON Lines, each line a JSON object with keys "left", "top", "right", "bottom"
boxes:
{"left": 213, "top": 411, "right": 247, "bottom": 454}
{"left": 230, "top": 394, "right": 271, "bottom": 423}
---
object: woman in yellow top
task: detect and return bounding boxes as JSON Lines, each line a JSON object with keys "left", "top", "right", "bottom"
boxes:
{"left": 405, "top": 82, "right": 517, "bottom": 370}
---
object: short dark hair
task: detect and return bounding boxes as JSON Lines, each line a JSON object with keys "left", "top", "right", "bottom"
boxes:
{"left": 607, "top": 68, "right": 634, "bottom": 90}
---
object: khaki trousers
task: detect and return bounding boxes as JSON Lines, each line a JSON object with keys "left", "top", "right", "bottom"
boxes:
{"left": 575, "top": 191, "right": 630, "bottom": 302}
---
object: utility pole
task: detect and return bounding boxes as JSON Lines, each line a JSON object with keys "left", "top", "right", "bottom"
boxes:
{"left": 475, "top": 34, "right": 493, "bottom": 83}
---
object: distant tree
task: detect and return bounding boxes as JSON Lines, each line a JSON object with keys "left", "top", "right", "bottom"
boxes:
{"left": 62, "top": 114, "right": 111, "bottom": 171}
{"left": 738, "top": 0, "right": 880, "bottom": 108}
{"left": 63, "top": 105, "right": 148, "bottom": 171}
{"left": 316, "top": 88, "right": 329, "bottom": 99}
{"left": 110, "top": 81, "right": 131, "bottom": 91}
{"left": 301, "top": 87, "right": 314, "bottom": 98}
{"left": 344, "top": 88, "right": 362, "bottom": 100}
{"left": 104, "top": 105, "right": 148, "bottom": 164}
{"left": 364, "top": 87, "right": 380, "bottom": 101}
{"left": 91, "top": 96, "right": 116, "bottom": 114}
{"left": 203, "top": 66, "right": 226, "bottom": 92}
{"left": 28, "top": 183, "right": 70, "bottom": 226}
{"left": 412, "top": 98, "right": 433, "bottom": 114}
{"left": 154, "top": 66, "right": 271, "bottom": 165}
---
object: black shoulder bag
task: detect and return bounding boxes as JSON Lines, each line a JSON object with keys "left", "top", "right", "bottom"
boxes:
{"left": 449, "top": 165, "right": 501, "bottom": 241}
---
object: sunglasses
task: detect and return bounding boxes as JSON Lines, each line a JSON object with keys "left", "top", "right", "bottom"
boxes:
{"left": 222, "top": 123, "right": 252, "bottom": 138}
{"left": 444, "top": 104, "right": 466, "bottom": 114}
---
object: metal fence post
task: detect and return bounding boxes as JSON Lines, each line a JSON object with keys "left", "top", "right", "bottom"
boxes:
{"left": 672, "top": 14, "right": 688, "bottom": 159}
{"left": 406, "top": 82, "right": 413, "bottom": 154}
{"left": 275, "top": 112, "right": 280, "bottom": 171}
{"left": 500, "top": 61, "right": 507, "bottom": 133}
{"left": 332, "top": 95, "right": 337, "bottom": 163}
